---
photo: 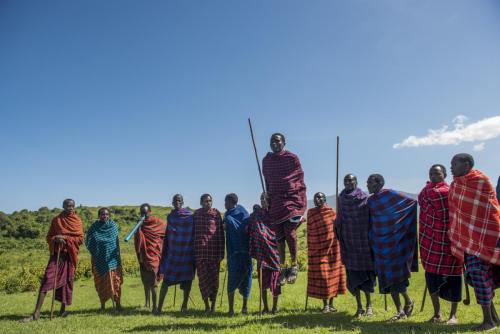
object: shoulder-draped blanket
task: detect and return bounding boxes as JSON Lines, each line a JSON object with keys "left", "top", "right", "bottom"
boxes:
{"left": 307, "top": 205, "right": 346, "bottom": 299}
{"left": 448, "top": 169, "right": 500, "bottom": 265}
{"left": 47, "top": 211, "right": 84, "bottom": 265}
{"left": 134, "top": 216, "right": 166, "bottom": 273}
{"left": 248, "top": 207, "right": 280, "bottom": 271}
{"left": 262, "top": 150, "right": 307, "bottom": 223}
{"left": 160, "top": 208, "right": 195, "bottom": 283}
{"left": 336, "top": 188, "right": 373, "bottom": 271}
{"left": 193, "top": 208, "right": 225, "bottom": 262}
{"left": 418, "top": 181, "right": 463, "bottom": 275}
{"left": 86, "top": 219, "right": 121, "bottom": 276}
{"left": 368, "top": 189, "right": 418, "bottom": 290}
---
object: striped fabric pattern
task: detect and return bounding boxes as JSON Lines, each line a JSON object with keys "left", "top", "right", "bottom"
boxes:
{"left": 448, "top": 169, "right": 500, "bottom": 265}
{"left": 85, "top": 219, "right": 121, "bottom": 276}
{"left": 91, "top": 263, "right": 122, "bottom": 304}
{"left": 262, "top": 150, "right": 307, "bottom": 224}
{"left": 465, "top": 254, "right": 500, "bottom": 305}
{"left": 306, "top": 205, "right": 346, "bottom": 299}
{"left": 336, "top": 187, "right": 373, "bottom": 271}
{"left": 160, "top": 208, "right": 195, "bottom": 283}
{"left": 368, "top": 189, "right": 418, "bottom": 291}
{"left": 418, "top": 181, "right": 463, "bottom": 275}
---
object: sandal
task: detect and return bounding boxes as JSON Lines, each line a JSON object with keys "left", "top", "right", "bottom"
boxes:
{"left": 389, "top": 312, "right": 407, "bottom": 322}
{"left": 287, "top": 266, "right": 299, "bottom": 284}
{"left": 321, "top": 305, "right": 330, "bottom": 314}
{"left": 365, "top": 307, "right": 374, "bottom": 317}
{"left": 279, "top": 268, "right": 289, "bottom": 286}
{"left": 20, "top": 314, "right": 38, "bottom": 323}
{"left": 403, "top": 300, "right": 414, "bottom": 317}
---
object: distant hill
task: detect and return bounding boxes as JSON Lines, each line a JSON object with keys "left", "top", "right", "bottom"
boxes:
{"left": 306, "top": 191, "right": 418, "bottom": 210}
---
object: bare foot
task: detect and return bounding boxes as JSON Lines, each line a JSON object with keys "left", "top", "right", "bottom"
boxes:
{"left": 59, "top": 311, "right": 69, "bottom": 318}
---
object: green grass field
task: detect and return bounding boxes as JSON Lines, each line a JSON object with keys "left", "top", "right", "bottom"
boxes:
{"left": 1, "top": 268, "right": 498, "bottom": 334}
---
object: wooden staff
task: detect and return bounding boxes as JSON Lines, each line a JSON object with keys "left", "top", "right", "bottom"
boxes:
{"left": 304, "top": 288, "right": 309, "bottom": 311}
{"left": 420, "top": 283, "right": 427, "bottom": 312}
{"left": 336, "top": 136, "right": 340, "bottom": 210}
{"left": 173, "top": 285, "right": 177, "bottom": 307}
{"left": 50, "top": 245, "right": 61, "bottom": 320}
{"left": 219, "top": 267, "right": 227, "bottom": 308}
{"left": 463, "top": 280, "right": 471, "bottom": 305}
{"left": 189, "top": 295, "right": 197, "bottom": 308}
{"left": 248, "top": 118, "right": 266, "bottom": 313}
{"left": 109, "top": 270, "right": 116, "bottom": 310}
{"left": 248, "top": 118, "right": 266, "bottom": 193}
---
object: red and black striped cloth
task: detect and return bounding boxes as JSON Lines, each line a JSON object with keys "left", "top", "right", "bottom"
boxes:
{"left": 306, "top": 205, "right": 346, "bottom": 299}
{"left": 193, "top": 208, "right": 225, "bottom": 262}
{"left": 248, "top": 207, "right": 280, "bottom": 271}
{"left": 418, "top": 181, "right": 463, "bottom": 275}
{"left": 262, "top": 150, "right": 307, "bottom": 224}
{"left": 193, "top": 208, "right": 225, "bottom": 300}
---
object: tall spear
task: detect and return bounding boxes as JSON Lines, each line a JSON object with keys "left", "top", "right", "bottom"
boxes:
{"left": 248, "top": 118, "right": 265, "bottom": 314}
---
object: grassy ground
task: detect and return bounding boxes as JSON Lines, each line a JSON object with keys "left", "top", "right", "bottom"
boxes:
{"left": 1, "top": 268, "right": 498, "bottom": 334}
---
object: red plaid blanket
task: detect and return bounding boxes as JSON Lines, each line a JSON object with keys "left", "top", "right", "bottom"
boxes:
{"left": 418, "top": 181, "right": 463, "bottom": 275}
{"left": 448, "top": 169, "right": 500, "bottom": 265}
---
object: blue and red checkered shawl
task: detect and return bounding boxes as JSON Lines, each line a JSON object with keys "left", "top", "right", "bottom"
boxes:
{"left": 248, "top": 206, "right": 280, "bottom": 271}
{"left": 160, "top": 208, "right": 195, "bottom": 283}
{"left": 262, "top": 150, "right": 307, "bottom": 224}
{"left": 418, "top": 181, "right": 463, "bottom": 275}
{"left": 368, "top": 189, "right": 418, "bottom": 290}
{"left": 336, "top": 188, "right": 373, "bottom": 271}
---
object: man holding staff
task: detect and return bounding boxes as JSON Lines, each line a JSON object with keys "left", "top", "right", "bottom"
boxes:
{"left": 367, "top": 174, "right": 418, "bottom": 321}
{"left": 193, "top": 193, "right": 225, "bottom": 314}
{"left": 448, "top": 153, "right": 500, "bottom": 331}
{"left": 336, "top": 174, "right": 376, "bottom": 317}
{"left": 134, "top": 203, "right": 166, "bottom": 313}
{"left": 22, "top": 199, "right": 84, "bottom": 322}
{"left": 85, "top": 207, "right": 123, "bottom": 311}
{"left": 262, "top": 133, "right": 306, "bottom": 285}
{"left": 418, "top": 164, "right": 462, "bottom": 324}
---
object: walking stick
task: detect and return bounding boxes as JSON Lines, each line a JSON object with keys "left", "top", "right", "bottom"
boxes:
{"left": 420, "top": 283, "right": 427, "bottom": 312}
{"left": 173, "top": 285, "right": 177, "bottom": 307}
{"left": 384, "top": 294, "right": 387, "bottom": 311}
{"left": 247, "top": 118, "right": 266, "bottom": 194}
{"left": 258, "top": 264, "right": 263, "bottom": 314}
{"left": 189, "top": 295, "right": 197, "bottom": 308}
{"left": 463, "top": 281, "right": 471, "bottom": 305}
{"left": 50, "top": 245, "right": 61, "bottom": 320}
{"left": 336, "top": 136, "right": 340, "bottom": 210}
{"left": 109, "top": 270, "right": 116, "bottom": 310}
{"left": 248, "top": 118, "right": 267, "bottom": 313}
{"left": 305, "top": 289, "right": 309, "bottom": 311}
{"left": 219, "top": 267, "right": 227, "bottom": 308}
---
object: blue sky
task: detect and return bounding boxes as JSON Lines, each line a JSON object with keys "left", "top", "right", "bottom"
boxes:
{"left": 1, "top": 0, "right": 499, "bottom": 213}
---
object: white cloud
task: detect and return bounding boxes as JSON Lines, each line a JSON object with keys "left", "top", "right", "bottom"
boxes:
{"left": 473, "top": 142, "right": 485, "bottom": 152}
{"left": 393, "top": 115, "right": 500, "bottom": 149}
